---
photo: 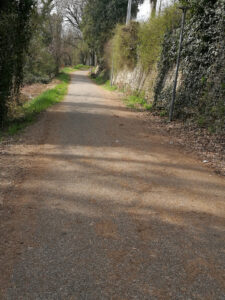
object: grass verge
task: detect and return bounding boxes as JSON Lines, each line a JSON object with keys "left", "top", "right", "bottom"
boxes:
{"left": 1, "top": 71, "right": 70, "bottom": 138}
{"left": 90, "top": 75, "right": 117, "bottom": 91}
{"left": 124, "top": 94, "right": 152, "bottom": 111}
{"left": 74, "top": 64, "right": 90, "bottom": 70}
{"left": 62, "top": 67, "right": 75, "bottom": 73}
{"left": 62, "top": 64, "right": 90, "bottom": 73}
{"left": 90, "top": 74, "right": 152, "bottom": 110}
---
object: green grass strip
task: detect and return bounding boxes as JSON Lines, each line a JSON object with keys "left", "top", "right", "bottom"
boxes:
{"left": 62, "top": 67, "right": 75, "bottom": 73}
{"left": 91, "top": 75, "right": 152, "bottom": 110}
{"left": 74, "top": 64, "right": 90, "bottom": 70}
{"left": 91, "top": 75, "right": 117, "bottom": 92}
{"left": 124, "top": 95, "right": 152, "bottom": 111}
{"left": 1, "top": 71, "right": 70, "bottom": 137}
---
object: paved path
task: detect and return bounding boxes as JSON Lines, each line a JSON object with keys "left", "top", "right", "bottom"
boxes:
{"left": 1, "top": 71, "right": 225, "bottom": 299}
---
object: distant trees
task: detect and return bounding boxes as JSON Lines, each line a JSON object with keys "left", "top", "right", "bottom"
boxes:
{"left": 0, "top": 0, "right": 89, "bottom": 125}
{"left": 24, "top": 0, "right": 90, "bottom": 83}
{"left": 64, "top": 0, "right": 91, "bottom": 65}
{"left": 65, "top": 0, "right": 86, "bottom": 37}
{"left": 23, "top": 0, "right": 64, "bottom": 82}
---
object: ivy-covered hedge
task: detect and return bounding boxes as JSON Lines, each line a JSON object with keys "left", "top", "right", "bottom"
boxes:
{"left": 106, "top": 0, "right": 224, "bottom": 132}
{"left": 155, "top": 0, "right": 225, "bottom": 132}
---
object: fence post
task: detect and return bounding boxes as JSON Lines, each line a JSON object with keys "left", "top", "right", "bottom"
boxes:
{"left": 110, "top": 55, "right": 114, "bottom": 86}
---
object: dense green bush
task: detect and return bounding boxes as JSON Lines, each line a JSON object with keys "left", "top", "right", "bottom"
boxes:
{"left": 23, "top": 34, "right": 56, "bottom": 84}
{"left": 138, "top": 5, "right": 181, "bottom": 71}
{"left": 112, "top": 22, "right": 139, "bottom": 71}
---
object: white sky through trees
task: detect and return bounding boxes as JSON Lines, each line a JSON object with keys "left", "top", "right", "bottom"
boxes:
{"left": 137, "top": 0, "right": 173, "bottom": 21}
{"left": 137, "top": 0, "right": 150, "bottom": 20}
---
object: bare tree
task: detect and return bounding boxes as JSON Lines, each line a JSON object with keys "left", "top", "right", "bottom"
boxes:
{"left": 65, "top": 0, "right": 86, "bottom": 38}
{"left": 65, "top": 0, "right": 98, "bottom": 66}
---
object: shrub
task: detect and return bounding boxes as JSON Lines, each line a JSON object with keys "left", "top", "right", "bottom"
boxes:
{"left": 109, "top": 5, "right": 181, "bottom": 73}
{"left": 138, "top": 5, "right": 181, "bottom": 71}
{"left": 23, "top": 36, "right": 56, "bottom": 84}
{"left": 74, "top": 64, "right": 90, "bottom": 70}
{"left": 112, "top": 22, "right": 139, "bottom": 71}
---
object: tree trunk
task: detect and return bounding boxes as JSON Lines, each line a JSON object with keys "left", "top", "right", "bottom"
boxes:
{"left": 150, "top": 0, "right": 157, "bottom": 17}
{"left": 159, "top": 0, "right": 162, "bottom": 14}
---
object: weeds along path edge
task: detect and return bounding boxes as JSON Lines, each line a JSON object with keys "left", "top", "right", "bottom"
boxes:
{"left": 1, "top": 71, "right": 71, "bottom": 137}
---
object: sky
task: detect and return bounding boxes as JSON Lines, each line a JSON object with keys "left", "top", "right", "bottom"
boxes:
{"left": 137, "top": 0, "right": 151, "bottom": 21}
{"left": 136, "top": 0, "right": 173, "bottom": 21}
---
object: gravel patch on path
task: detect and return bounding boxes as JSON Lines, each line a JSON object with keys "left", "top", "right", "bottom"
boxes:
{"left": 1, "top": 71, "right": 225, "bottom": 299}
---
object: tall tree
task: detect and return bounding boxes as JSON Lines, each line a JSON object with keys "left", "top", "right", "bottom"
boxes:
{"left": 81, "top": 0, "right": 144, "bottom": 61}
{"left": 24, "top": 0, "right": 63, "bottom": 82}
{"left": 65, "top": 0, "right": 86, "bottom": 37}
{"left": 0, "top": 0, "right": 35, "bottom": 125}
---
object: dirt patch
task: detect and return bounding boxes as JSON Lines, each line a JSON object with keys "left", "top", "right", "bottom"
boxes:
{"left": 20, "top": 79, "right": 60, "bottom": 103}
{"left": 0, "top": 114, "right": 45, "bottom": 297}
{"left": 140, "top": 113, "right": 225, "bottom": 176}
{"left": 0, "top": 141, "right": 38, "bottom": 297}
{"left": 95, "top": 220, "right": 119, "bottom": 239}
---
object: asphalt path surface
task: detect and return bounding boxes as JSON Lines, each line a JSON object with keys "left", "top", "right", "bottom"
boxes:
{"left": 1, "top": 71, "right": 225, "bottom": 299}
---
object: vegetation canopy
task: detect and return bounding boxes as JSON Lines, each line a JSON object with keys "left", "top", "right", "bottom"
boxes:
{"left": 110, "top": 4, "right": 181, "bottom": 72}
{"left": 81, "top": 0, "right": 144, "bottom": 62}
